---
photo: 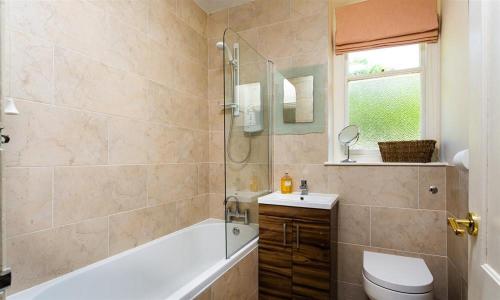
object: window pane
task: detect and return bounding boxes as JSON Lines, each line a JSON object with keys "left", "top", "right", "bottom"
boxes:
{"left": 347, "top": 44, "right": 420, "bottom": 76}
{"left": 348, "top": 74, "right": 421, "bottom": 150}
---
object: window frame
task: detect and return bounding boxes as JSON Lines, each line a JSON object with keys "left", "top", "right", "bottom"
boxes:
{"left": 329, "top": 42, "right": 441, "bottom": 163}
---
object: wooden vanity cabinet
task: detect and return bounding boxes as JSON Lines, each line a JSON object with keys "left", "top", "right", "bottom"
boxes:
{"left": 258, "top": 204, "right": 338, "bottom": 300}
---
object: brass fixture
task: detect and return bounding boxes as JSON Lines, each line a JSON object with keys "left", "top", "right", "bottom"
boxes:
{"left": 447, "top": 212, "right": 479, "bottom": 236}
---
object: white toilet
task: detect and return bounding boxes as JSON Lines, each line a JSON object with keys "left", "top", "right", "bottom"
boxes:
{"left": 362, "top": 251, "right": 434, "bottom": 300}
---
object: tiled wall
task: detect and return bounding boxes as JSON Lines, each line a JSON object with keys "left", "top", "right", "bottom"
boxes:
{"left": 446, "top": 166, "right": 469, "bottom": 300}
{"left": 2, "top": 0, "right": 209, "bottom": 293}
{"left": 195, "top": 248, "right": 258, "bottom": 300}
{"left": 207, "top": 0, "right": 329, "bottom": 219}
{"left": 210, "top": 1, "right": 450, "bottom": 300}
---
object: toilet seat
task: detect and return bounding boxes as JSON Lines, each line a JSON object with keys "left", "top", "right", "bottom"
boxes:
{"left": 363, "top": 274, "right": 434, "bottom": 300}
{"left": 363, "top": 251, "right": 433, "bottom": 294}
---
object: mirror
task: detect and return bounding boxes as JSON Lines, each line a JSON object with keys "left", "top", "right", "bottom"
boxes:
{"left": 338, "top": 125, "right": 360, "bottom": 163}
{"left": 283, "top": 75, "right": 314, "bottom": 123}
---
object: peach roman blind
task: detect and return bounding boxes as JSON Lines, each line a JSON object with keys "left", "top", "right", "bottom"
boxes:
{"left": 335, "top": 0, "right": 439, "bottom": 55}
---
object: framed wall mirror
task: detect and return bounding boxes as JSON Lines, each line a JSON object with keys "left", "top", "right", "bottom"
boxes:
{"left": 283, "top": 75, "right": 314, "bottom": 123}
{"left": 274, "top": 64, "right": 326, "bottom": 135}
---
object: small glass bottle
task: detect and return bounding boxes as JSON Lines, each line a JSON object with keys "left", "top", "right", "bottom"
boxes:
{"left": 280, "top": 173, "right": 293, "bottom": 194}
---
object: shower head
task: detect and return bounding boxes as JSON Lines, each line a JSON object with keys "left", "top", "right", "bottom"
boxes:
{"left": 216, "top": 41, "right": 235, "bottom": 63}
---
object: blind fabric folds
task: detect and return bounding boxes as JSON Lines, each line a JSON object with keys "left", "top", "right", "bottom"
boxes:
{"left": 335, "top": 0, "right": 439, "bottom": 55}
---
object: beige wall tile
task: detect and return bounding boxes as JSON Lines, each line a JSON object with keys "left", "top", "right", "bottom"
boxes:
{"left": 10, "top": 30, "right": 54, "bottom": 103}
{"left": 257, "top": 21, "right": 296, "bottom": 59}
{"left": 176, "top": 18, "right": 208, "bottom": 66}
{"left": 4, "top": 101, "right": 108, "bottom": 166}
{"left": 207, "top": 9, "right": 228, "bottom": 39}
{"left": 176, "top": 195, "right": 209, "bottom": 228}
{"left": 91, "top": 0, "right": 149, "bottom": 33}
{"left": 339, "top": 204, "right": 370, "bottom": 245}
{"left": 446, "top": 166, "right": 469, "bottom": 217}
{"left": 179, "top": 0, "right": 207, "bottom": 37}
{"left": 108, "top": 118, "right": 149, "bottom": 164}
{"left": 209, "top": 193, "right": 225, "bottom": 220}
{"left": 148, "top": 0, "right": 180, "bottom": 47}
{"left": 146, "top": 125, "right": 199, "bottom": 163}
{"left": 209, "top": 100, "right": 224, "bottom": 131}
{"left": 274, "top": 133, "right": 328, "bottom": 164}
{"left": 448, "top": 260, "right": 462, "bottom": 300}
{"left": 176, "top": 56, "right": 207, "bottom": 98}
{"left": 338, "top": 242, "right": 365, "bottom": 284}
{"left": 101, "top": 15, "right": 149, "bottom": 75}
{"left": 54, "top": 166, "right": 147, "bottom": 226}
{"left": 54, "top": 47, "right": 148, "bottom": 119}
{"left": 254, "top": 0, "right": 291, "bottom": 26}
{"left": 337, "top": 281, "right": 368, "bottom": 300}
{"left": 228, "top": 1, "right": 257, "bottom": 32}
{"left": 211, "top": 248, "right": 258, "bottom": 299}
{"left": 147, "top": 82, "right": 200, "bottom": 129}
{"left": 371, "top": 207, "right": 446, "bottom": 255}
{"left": 198, "top": 163, "right": 210, "bottom": 195}
{"left": 7, "top": 217, "right": 108, "bottom": 293}
{"left": 292, "top": 13, "right": 328, "bottom": 55}
{"left": 9, "top": 0, "right": 108, "bottom": 61}
{"left": 5, "top": 167, "right": 52, "bottom": 237}
{"left": 147, "top": 164, "right": 197, "bottom": 206}
{"left": 292, "top": 0, "right": 329, "bottom": 18}
{"left": 328, "top": 166, "right": 419, "bottom": 208}
{"left": 209, "top": 131, "right": 224, "bottom": 163}
{"left": 208, "top": 68, "right": 223, "bottom": 101}
{"left": 209, "top": 163, "right": 225, "bottom": 194}
{"left": 109, "top": 203, "right": 177, "bottom": 255}
{"left": 419, "top": 167, "right": 446, "bottom": 210}
{"left": 146, "top": 39, "right": 177, "bottom": 87}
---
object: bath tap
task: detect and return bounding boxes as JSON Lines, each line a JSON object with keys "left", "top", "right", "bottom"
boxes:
{"left": 225, "top": 195, "right": 249, "bottom": 225}
{"left": 299, "top": 179, "right": 308, "bottom": 195}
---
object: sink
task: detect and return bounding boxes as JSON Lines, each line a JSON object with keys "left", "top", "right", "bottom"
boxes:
{"left": 258, "top": 192, "right": 338, "bottom": 209}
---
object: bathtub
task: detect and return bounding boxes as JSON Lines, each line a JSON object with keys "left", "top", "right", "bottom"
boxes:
{"left": 8, "top": 219, "right": 258, "bottom": 300}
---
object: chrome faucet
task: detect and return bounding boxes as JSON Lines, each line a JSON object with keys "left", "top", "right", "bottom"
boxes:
{"left": 225, "top": 195, "right": 249, "bottom": 225}
{"left": 299, "top": 179, "right": 309, "bottom": 195}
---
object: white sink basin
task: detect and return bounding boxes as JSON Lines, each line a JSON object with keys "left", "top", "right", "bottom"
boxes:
{"left": 258, "top": 192, "right": 338, "bottom": 209}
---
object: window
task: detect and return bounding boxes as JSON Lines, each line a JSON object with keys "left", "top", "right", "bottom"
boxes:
{"left": 330, "top": 43, "right": 440, "bottom": 162}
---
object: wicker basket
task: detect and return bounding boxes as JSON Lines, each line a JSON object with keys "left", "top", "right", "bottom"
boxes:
{"left": 378, "top": 140, "right": 436, "bottom": 163}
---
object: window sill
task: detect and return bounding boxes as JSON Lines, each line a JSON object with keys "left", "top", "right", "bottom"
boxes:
{"left": 324, "top": 161, "right": 448, "bottom": 167}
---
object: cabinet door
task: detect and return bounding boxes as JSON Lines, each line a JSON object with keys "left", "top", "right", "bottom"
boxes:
{"left": 292, "top": 220, "right": 331, "bottom": 299}
{"left": 259, "top": 215, "right": 293, "bottom": 299}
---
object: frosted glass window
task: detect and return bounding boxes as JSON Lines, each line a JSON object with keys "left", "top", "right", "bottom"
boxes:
{"left": 346, "top": 44, "right": 423, "bottom": 150}
{"left": 348, "top": 74, "right": 421, "bottom": 149}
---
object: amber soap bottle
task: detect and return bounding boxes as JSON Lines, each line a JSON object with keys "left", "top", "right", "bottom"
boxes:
{"left": 280, "top": 173, "right": 293, "bottom": 194}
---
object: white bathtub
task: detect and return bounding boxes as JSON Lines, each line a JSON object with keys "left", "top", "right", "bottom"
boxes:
{"left": 8, "top": 219, "right": 258, "bottom": 300}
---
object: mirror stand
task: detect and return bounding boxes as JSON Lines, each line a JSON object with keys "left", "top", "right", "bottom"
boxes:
{"left": 341, "top": 145, "right": 356, "bottom": 163}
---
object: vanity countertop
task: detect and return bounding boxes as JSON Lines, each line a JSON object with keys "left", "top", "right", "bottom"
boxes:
{"left": 258, "top": 191, "right": 338, "bottom": 209}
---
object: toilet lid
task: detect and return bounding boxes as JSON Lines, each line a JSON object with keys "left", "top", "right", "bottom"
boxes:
{"left": 363, "top": 251, "right": 433, "bottom": 294}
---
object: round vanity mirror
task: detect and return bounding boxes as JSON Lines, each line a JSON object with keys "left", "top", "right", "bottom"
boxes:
{"left": 338, "top": 125, "right": 359, "bottom": 163}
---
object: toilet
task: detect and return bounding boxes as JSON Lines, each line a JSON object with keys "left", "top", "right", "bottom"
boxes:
{"left": 362, "top": 251, "right": 434, "bottom": 300}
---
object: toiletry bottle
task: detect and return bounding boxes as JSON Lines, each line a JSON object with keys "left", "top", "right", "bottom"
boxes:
{"left": 250, "top": 175, "right": 259, "bottom": 192}
{"left": 280, "top": 173, "right": 293, "bottom": 194}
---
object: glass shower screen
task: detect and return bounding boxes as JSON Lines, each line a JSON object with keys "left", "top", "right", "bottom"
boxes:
{"left": 222, "top": 29, "right": 272, "bottom": 258}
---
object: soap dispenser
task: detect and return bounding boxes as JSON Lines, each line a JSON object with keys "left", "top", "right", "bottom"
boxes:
{"left": 280, "top": 173, "right": 293, "bottom": 194}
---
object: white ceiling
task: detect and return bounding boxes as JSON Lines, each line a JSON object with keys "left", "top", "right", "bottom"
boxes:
{"left": 194, "top": 0, "right": 253, "bottom": 13}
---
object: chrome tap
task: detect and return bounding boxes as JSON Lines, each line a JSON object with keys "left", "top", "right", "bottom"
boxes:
{"left": 225, "top": 195, "right": 249, "bottom": 225}
{"left": 299, "top": 179, "right": 309, "bottom": 195}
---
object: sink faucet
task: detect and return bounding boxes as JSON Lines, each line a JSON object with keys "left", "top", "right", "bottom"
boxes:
{"left": 225, "top": 195, "right": 249, "bottom": 225}
{"left": 299, "top": 179, "right": 308, "bottom": 195}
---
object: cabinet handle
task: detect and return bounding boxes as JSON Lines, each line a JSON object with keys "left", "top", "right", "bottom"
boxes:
{"left": 296, "top": 224, "right": 300, "bottom": 249}
{"left": 283, "top": 223, "right": 287, "bottom": 246}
